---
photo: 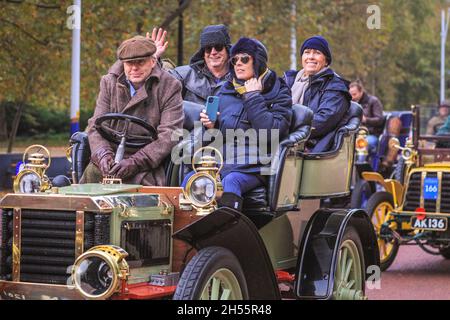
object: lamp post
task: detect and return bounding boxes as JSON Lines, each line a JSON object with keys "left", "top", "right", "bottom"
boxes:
{"left": 441, "top": 8, "right": 450, "bottom": 103}
{"left": 177, "top": 0, "right": 184, "bottom": 66}
{"left": 70, "top": 0, "right": 81, "bottom": 135}
{"left": 290, "top": 1, "right": 297, "bottom": 70}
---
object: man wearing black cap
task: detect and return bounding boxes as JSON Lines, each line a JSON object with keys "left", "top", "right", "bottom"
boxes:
{"left": 284, "top": 35, "right": 351, "bottom": 152}
{"left": 168, "top": 24, "right": 232, "bottom": 105}
{"left": 82, "top": 36, "right": 184, "bottom": 186}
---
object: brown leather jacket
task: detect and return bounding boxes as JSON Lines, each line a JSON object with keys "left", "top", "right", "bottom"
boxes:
{"left": 86, "top": 61, "right": 184, "bottom": 186}
{"left": 359, "top": 92, "right": 384, "bottom": 136}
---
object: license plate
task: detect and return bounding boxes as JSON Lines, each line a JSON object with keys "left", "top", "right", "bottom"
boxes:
{"left": 411, "top": 216, "right": 448, "bottom": 231}
{"left": 423, "top": 177, "right": 438, "bottom": 200}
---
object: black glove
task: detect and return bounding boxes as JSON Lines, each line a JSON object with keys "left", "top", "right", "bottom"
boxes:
{"left": 109, "top": 158, "right": 139, "bottom": 180}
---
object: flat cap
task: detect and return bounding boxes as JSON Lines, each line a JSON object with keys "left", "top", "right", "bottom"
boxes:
{"left": 117, "top": 36, "right": 156, "bottom": 61}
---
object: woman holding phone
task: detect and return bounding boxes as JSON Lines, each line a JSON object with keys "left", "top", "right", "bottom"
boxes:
{"left": 183, "top": 37, "right": 293, "bottom": 211}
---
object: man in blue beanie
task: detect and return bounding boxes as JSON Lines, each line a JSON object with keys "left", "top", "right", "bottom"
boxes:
{"left": 284, "top": 35, "right": 351, "bottom": 152}
{"left": 167, "top": 24, "right": 232, "bottom": 105}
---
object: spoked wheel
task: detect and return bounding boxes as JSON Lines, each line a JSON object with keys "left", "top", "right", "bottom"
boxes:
{"left": 173, "top": 246, "right": 248, "bottom": 300}
{"left": 366, "top": 192, "right": 399, "bottom": 271}
{"left": 199, "top": 269, "right": 243, "bottom": 300}
{"left": 333, "top": 226, "right": 366, "bottom": 300}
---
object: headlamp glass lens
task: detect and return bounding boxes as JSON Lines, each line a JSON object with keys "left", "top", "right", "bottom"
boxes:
{"left": 75, "top": 256, "right": 113, "bottom": 297}
{"left": 18, "top": 171, "right": 41, "bottom": 193}
{"left": 190, "top": 176, "right": 216, "bottom": 205}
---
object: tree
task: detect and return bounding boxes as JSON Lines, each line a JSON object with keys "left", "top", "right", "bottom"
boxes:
{"left": 0, "top": 0, "right": 444, "bottom": 145}
{"left": 0, "top": 1, "right": 71, "bottom": 150}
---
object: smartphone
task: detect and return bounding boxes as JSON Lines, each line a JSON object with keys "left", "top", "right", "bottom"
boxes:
{"left": 205, "top": 96, "right": 220, "bottom": 122}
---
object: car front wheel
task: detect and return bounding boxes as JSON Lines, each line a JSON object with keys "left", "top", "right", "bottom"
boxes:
{"left": 366, "top": 192, "right": 399, "bottom": 271}
{"left": 173, "top": 246, "right": 249, "bottom": 300}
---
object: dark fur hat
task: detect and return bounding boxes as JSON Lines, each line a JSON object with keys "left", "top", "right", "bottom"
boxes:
{"left": 190, "top": 24, "right": 231, "bottom": 65}
{"left": 230, "top": 37, "right": 268, "bottom": 78}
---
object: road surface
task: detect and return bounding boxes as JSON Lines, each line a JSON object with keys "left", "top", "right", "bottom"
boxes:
{"left": 366, "top": 245, "right": 450, "bottom": 300}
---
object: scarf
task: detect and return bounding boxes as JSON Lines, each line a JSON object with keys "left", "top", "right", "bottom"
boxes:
{"left": 233, "top": 68, "right": 269, "bottom": 95}
{"left": 291, "top": 67, "right": 329, "bottom": 105}
{"left": 291, "top": 69, "right": 309, "bottom": 105}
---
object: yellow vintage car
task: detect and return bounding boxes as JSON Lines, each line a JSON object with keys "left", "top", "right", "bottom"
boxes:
{"left": 364, "top": 104, "right": 450, "bottom": 271}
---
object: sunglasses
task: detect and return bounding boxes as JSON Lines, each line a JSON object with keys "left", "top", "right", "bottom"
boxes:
{"left": 204, "top": 44, "right": 225, "bottom": 53}
{"left": 231, "top": 54, "right": 252, "bottom": 65}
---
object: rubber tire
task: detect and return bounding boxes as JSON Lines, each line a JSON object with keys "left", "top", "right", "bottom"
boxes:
{"left": 334, "top": 226, "right": 366, "bottom": 299}
{"left": 173, "top": 246, "right": 249, "bottom": 300}
{"left": 393, "top": 157, "right": 406, "bottom": 184}
{"left": 366, "top": 192, "right": 399, "bottom": 271}
{"left": 350, "top": 179, "right": 374, "bottom": 209}
{"left": 439, "top": 246, "right": 450, "bottom": 259}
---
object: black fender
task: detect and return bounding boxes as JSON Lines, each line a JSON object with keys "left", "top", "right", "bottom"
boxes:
{"left": 295, "top": 208, "right": 379, "bottom": 300}
{"left": 353, "top": 162, "right": 376, "bottom": 197}
{"left": 173, "top": 207, "right": 280, "bottom": 300}
{"left": 354, "top": 162, "right": 373, "bottom": 178}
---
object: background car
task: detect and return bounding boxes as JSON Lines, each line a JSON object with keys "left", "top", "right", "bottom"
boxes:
{"left": 363, "top": 105, "right": 450, "bottom": 271}
{"left": 351, "top": 111, "right": 413, "bottom": 209}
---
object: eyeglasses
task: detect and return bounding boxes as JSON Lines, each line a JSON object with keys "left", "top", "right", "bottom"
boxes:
{"left": 205, "top": 44, "right": 225, "bottom": 53}
{"left": 230, "top": 54, "right": 251, "bottom": 65}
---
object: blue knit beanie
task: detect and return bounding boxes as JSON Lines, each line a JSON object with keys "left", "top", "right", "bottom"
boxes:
{"left": 300, "top": 35, "right": 332, "bottom": 65}
{"left": 230, "top": 37, "right": 268, "bottom": 77}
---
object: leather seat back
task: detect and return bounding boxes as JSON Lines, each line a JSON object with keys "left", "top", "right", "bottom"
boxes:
{"left": 69, "top": 131, "right": 91, "bottom": 183}
{"left": 243, "top": 104, "right": 313, "bottom": 212}
{"left": 329, "top": 101, "right": 363, "bottom": 153}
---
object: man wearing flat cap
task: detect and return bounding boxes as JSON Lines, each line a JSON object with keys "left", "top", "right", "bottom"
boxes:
{"left": 168, "top": 24, "right": 232, "bottom": 104}
{"left": 81, "top": 35, "right": 184, "bottom": 185}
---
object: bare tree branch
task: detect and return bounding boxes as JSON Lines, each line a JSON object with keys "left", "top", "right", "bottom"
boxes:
{"left": 0, "top": 18, "right": 49, "bottom": 46}
{"left": 35, "top": 2, "right": 60, "bottom": 9}
{"left": 4, "top": 0, "right": 60, "bottom": 9}
{"left": 160, "top": 0, "right": 192, "bottom": 29}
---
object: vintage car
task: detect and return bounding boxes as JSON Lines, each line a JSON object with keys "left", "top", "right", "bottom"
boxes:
{"left": 351, "top": 111, "right": 413, "bottom": 209}
{"left": 363, "top": 105, "right": 450, "bottom": 271}
{"left": 0, "top": 101, "right": 379, "bottom": 300}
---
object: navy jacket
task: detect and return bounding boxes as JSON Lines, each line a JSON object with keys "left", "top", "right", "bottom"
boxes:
{"left": 214, "top": 70, "right": 293, "bottom": 177}
{"left": 284, "top": 68, "right": 351, "bottom": 152}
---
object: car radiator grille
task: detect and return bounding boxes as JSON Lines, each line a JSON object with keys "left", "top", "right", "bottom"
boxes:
{"left": 121, "top": 220, "right": 171, "bottom": 268}
{"left": 403, "top": 172, "right": 450, "bottom": 213}
{"left": 0, "top": 209, "right": 12, "bottom": 281}
{"left": 0, "top": 209, "right": 110, "bottom": 285}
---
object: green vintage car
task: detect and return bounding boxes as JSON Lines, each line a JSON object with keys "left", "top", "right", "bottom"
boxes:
{"left": 0, "top": 102, "right": 378, "bottom": 300}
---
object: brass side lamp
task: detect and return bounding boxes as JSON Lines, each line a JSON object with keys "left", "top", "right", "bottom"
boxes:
{"left": 182, "top": 147, "right": 223, "bottom": 215}
{"left": 13, "top": 145, "right": 52, "bottom": 193}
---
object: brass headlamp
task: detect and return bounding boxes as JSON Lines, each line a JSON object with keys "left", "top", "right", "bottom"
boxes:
{"left": 71, "top": 245, "right": 129, "bottom": 300}
{"left": 13, "top": 145, "right": 52, "bottom": 193}
{"left": 183, "top": 147, "right": 223, "bottom": 215}
{"left": 389, "top": 137, "right": 416, "bottom": 164}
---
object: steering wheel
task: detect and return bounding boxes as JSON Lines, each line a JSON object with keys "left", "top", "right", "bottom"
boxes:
{"left": 95, "top": 113, "right": 157, "bottom": 149}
